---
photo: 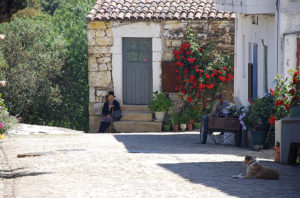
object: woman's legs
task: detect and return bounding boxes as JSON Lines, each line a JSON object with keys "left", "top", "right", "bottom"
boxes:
{"left": 98, "top": 122, "right": 110, "bottom": 133}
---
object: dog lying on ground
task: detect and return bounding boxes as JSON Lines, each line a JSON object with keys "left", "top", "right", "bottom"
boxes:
{"left": 232, "top": 155, "right": 279, "bottom": 180}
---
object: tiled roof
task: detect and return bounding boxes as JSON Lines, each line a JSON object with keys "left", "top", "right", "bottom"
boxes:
{"left": 86, "top": 0, "right": 235, "bottom": 21}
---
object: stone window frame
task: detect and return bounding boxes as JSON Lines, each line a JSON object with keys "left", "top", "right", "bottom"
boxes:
{"left": 111, "top": 22, "right": 162, "bottom": 104}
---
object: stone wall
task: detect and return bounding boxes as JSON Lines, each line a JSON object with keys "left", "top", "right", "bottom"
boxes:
{"left": 87, "top": 19, "right": 234, "bottom": 132}
{"left": 88, "top": 21, "right": 114, "bottom": 133}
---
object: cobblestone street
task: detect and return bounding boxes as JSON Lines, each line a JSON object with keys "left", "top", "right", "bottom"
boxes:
{"left": 1, "top": 124, "right": 300, "bottom": 198}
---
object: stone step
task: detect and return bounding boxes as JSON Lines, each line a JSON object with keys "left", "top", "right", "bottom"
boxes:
{"left": 112, "top": 121, "right": 162, "bottom": 132}
{"left": 121, "top": 111, "right": 153, "bottom": 121}
{"left": 121, "top": 105, "right": 150, "bottom": 112}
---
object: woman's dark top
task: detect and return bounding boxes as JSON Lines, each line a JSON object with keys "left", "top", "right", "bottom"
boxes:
{"left": 102, "top": 100, "right": 120, "bottom": 116}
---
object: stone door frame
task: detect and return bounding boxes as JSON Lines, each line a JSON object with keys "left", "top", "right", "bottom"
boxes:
{"left": 111, "top": 22, "right": 162, "bottom": 105}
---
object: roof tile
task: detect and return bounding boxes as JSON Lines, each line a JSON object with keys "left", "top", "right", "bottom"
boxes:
{"left": 87, "top": 0, "right": 235, "bottom": 21}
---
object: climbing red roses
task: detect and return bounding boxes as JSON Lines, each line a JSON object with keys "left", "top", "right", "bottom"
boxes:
{"left": 171, "top": 41, "right": 234, "bottom": 106}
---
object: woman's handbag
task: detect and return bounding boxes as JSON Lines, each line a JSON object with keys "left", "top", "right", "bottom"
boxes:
{"left": 113, "top": 109, "right": 122, "bottom": 120}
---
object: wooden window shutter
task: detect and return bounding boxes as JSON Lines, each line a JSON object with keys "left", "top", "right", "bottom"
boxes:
{"left": 162, "top": 61, "right": 178, "bottom": 92}
{"left": 248, "top": 63, "right": 253, "bottom": 100}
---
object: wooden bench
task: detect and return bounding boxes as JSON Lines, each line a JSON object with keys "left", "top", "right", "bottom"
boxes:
{"left": 200, "top": 115, "right": 242, "bottom": 146}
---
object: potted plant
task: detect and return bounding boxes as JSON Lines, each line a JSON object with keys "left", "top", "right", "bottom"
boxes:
{"left": 170, "top": 111, "right": 179, "bottom": 132}
{"left": 148, "top": 91, "right": 172, "bottom": 121}
{"left": 242, "top": 94, "right": 276, "bottom": 148}
{"left": 192, "top": 105, "right": 202, "bottom": 129}
{"left": 179, "top": 110, "right": 189, "bottom": 131}
{"left": 163, "top": 119, "right": 171, "bottom": 131}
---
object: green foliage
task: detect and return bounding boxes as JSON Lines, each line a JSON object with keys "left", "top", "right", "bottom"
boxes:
{"left": 0, "top": 17, "right": 65, "bottom": 125}
{"left": 0, "top": 94, "right": 19, "bottom": 135}
{"left": 149, "top": 91, "right": 172, "bottom": 112}
{"left": 169, "top": 110, "right": 179, "bottom": 125}
{"left": 39, "top": 0, "right": 60, "bottom": 15}
{"left": 0, "top": 0, "right": 93, "bottom": 132}
{"left": 243, "top": 94, "right": 276, "bottom": 131}
{"left": 50, "top": 0, "right": 93, "bottom": 131}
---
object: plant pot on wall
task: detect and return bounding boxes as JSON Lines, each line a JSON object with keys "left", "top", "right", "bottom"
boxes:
{"left": 193, "top": 122, "right": 201, "bottom": 129}
{"left": 155, "top": 112, "right": 165, "bottom": 121}
{"left": 187, "top": 123, "right": 193, "bottom": 131}
{"left": 180, "top": 123, "right": 186, "bottom": 131}
{"left": 172, "top": 124, "right": 179, "bottom": 132}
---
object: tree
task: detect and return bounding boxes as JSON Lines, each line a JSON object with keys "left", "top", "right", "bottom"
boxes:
{"left": 0, "top": 0, "right": 27, "bottom": 23}
{"left": 0, "top": 17, "right": 66, "bottom": 124}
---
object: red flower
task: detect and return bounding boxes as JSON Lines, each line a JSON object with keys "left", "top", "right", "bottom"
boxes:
{"left": 218, "top": 70, "right": 222, "bottom": 74}
{"left": 233, "top": 65, "right": 235, "bottom": 70}
{"left": 211, "top": 73, "right": 215, "bottom": 77}
{"left": 206, "top": 83, "right": 214, "bottom": 89}
{"left": 214, "top": 69, "right": 218, "bottom": 74}
{"left": 205, "top": 73, "right": 210, "bottom": 79}
{"left": 289, "top": 89, "right": 295, "bottom": 95}
{"left": 285, "top": 104, "right": 290, "bottom": 111}
{"left": 226, "top": 69, "right": 229, "bottom": 72}
{"left": 187, "top": 96, "right": 193, "bottom": 103}
{"left": 175, "top": 69, "right": 179, "bottom": 73}
{"left": 200, "top": 69, "right": 204, "bottom": 73}
{"left": 270, "top": 88, "right": 274, "bottom": 96}
{"left": 181, "top": 55, "right": 185, "bottom": 60}
{"left": 184, "top": 68, "right": 188, "bottom": 73}
{"left": 201, "top": 59, "right": 205, "bottom": 63}
{"left": 275, "top": 99, "right": 284, "bottom": 106}
{"left": 195, "top": 65, "right": 200, "bottom": 69}
{"left": 222, "top": 66, "right": 226, "bottom": 70}
{"left": 188, "top": 57, "right": 196, "bottom": 63}
{"left": 268, "top": 116, "right": 276, "bottom": 125}
{"left": 186, "top": 50, "right": 191, "bottom": 55}
{"left": 190, "top": 75, "right": 196, "bottom": 81}
{"left": 199, "top": 83, "right": 206, "bottom": 89}
{"left": 218, "top": 76, "right": 227, "bottom": 82}
{"left": 176, "top": 61, "right": 184, "bottom": 67}
{"left": 294, "top": 71, "right": 299, "bottom": 77}
{"left": 293, "top": 78, "right": 298, "bottom": 85}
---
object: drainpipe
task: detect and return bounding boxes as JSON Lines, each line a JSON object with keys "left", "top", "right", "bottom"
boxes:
{"left": 276, "top": 0, "right": 280, "bottom": 74}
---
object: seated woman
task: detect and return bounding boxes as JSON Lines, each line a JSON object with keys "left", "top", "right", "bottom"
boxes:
{"left": 98, "top": 91, "right": 121, "bottom": 133}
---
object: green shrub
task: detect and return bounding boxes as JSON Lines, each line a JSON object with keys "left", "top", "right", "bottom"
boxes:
{"left": 149, "top": 91, "right": 172, "bottom": 112}
{"left": 0, "top": 17, "right": 66, "bottom": 125}
{"left": 0, "top": 94, "right": 19, "bottom": 135}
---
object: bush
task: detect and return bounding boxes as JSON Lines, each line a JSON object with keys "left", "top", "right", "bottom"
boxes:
{"left": 0, "top": 17, "right": 66, "bottom": 125}
{"left": 0, "top": 94, "right": 19, "bottom": 135}
{"left": 149, "top": 91, "right": 172, "bottom": 112}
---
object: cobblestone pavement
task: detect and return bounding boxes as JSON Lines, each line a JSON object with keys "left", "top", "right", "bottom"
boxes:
{"left": 1, "top": 124, "right": 300, "bottom": 198}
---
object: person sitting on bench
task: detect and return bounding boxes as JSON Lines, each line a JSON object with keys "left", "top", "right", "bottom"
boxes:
{"left": 202, "top": 93, "right": 230, "bottom": 130}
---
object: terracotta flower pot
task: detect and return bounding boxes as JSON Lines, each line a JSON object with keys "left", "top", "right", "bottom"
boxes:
{"left": 187, "top": 123, "right": 193, "bottom": 131}
{"left": 189, "top": 119, "right": 195, "bottom": 124}
{"left": 172, "top": 124, "right": 179, "bottom": 132}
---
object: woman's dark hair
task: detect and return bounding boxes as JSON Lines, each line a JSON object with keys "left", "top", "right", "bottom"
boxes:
{"left": 215, "top": 93, "right": 222, "bottom": 99}
{"left": 108, "top": 91, "right": 115, "bottom": 97}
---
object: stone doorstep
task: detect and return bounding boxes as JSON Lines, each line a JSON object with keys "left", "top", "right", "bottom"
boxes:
{"left": 112, "top": 121, "right": 162, "bottom": 132}
{"left": 121, "top": 105, "right": 150, "bottom": 111}
{"left": 121, "top": 111, "right": 153, "bottom": 122}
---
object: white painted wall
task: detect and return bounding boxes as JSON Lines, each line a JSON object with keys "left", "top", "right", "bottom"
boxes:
{"left": 111, "top": 22, "right": 162, "bottom": 104}
{"left": 234, "top": 14, "right": 276, "bottom": 106}
{"left": 279, "top": 0, "right": 300, "bottom": 78}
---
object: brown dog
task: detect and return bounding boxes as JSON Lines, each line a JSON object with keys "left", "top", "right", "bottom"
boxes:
{"left": 233, "top": 155, "right": 279, "bottom": 180}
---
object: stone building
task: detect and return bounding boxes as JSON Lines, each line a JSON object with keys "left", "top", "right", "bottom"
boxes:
{"left": 87, "top": 0, "right": 235, "bottom": 133}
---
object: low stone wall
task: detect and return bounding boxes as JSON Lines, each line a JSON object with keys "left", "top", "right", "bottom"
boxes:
{"left": 87, "top": 19, "right": 234, "bottom": 132}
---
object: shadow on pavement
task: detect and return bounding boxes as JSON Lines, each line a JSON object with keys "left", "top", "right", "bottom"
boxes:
{"left": 0, "top": 171, "right": 51, "bottom": 179}
{"left": 158, "top": 161, "right": 300, "bottom": 198}
{"left": 114, "top": 133, "right": 252, "bottom": 157}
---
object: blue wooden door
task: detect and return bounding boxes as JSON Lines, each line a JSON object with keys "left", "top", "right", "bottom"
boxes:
{"left": 252, "top": 44, "right": 258, "bottom": 100}
{"left": 122, "top": 38, "right": 152, "bottom": 105}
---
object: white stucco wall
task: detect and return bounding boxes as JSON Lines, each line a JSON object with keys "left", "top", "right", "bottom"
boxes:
{"left": 111, "top": 22, "right": 162, "bottom": 104}
{"left": 279, "top": 0, "right": 300, "bottom": 78}
{"left": 234, "top": 14, "right": 276, "bottom": 105}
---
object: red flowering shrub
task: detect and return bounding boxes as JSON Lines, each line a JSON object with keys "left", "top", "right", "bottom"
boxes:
{"left": 171, "top": 41, "right": 233, "bottom": 112}
{"left": 270, "top": 68, "right": 300, "bottom": 123}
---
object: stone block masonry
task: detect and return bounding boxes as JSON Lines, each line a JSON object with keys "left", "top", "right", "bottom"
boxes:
{"left": 87, "top": 19, "right": 234, "bottom": 132}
